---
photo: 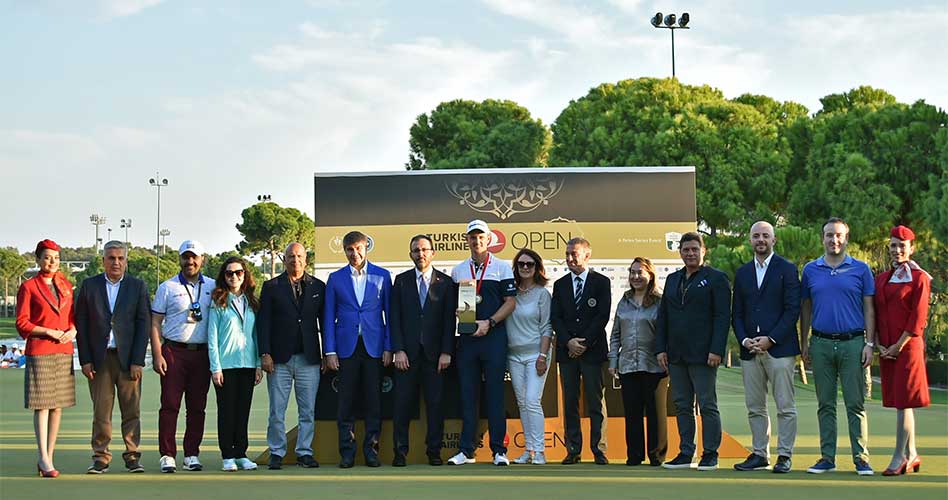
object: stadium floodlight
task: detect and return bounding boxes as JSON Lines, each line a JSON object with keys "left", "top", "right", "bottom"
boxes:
{"left": 649, "top": 11, "right": 691, "bottom": 77}
{"left": 651, "top": 12, "right": 663, "bottom": 27}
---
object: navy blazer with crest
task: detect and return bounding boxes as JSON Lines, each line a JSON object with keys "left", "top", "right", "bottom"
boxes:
{"left": 256, "top": 272, "right": 325, "bottom": 365}
{"left": 551, "top": 269, "right": 612, "bottom": 363}
{"left": 656, "top": 265, "right": 731, "bottom": 364}
{"left": 75, "top": 273, "right": 151, "bottom": 371}
{"left": 731, "top": 253, "right": 801, "bottom": 360}
{"left": 389, "top": 267, "right": 457, "bottom": 362}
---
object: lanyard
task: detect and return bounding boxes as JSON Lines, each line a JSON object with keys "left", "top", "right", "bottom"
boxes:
{"left": 184, "top": 278, "right": 203, "bottom": 306}
{"left": 469, "top": 253, "right": 491, "bottom": 297}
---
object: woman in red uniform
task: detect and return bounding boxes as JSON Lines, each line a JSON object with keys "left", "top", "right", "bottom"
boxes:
{"left": 874, "top": 225, "right": 930, "bottom": 476}
{"left": 15, "top": 239, "right": 77, "bottom": 478}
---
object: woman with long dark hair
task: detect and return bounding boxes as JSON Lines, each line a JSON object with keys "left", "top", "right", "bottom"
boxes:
{"left": 608, "top": 257, "right": 668, "bottom": 466}
{"left": 207, "top": 256, "right": 262, "bottom": 472}
{"left": 15, "top": 239, "right": 76, "bottom": 477}
{"left": 506, "top": 248, "right": 553, "bottom": 465}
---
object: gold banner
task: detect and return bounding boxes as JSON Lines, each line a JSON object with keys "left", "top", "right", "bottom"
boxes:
{"left": 315, "top": 222, "right": 696, "bottom": 264}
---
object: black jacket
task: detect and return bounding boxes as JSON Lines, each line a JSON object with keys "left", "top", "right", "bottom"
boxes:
{"left": 731, "top": 254, "right": 801, "bottom": 360}
{"left": 389, "top": 268, "right": 457, "bottom": 362}
{"left": 256, "top": 272, "right": 325, "bottom": 365}
{"left": 656, "top": 265, "right": 731, "bottom": 364}
{"left": 551, "top": 270, "right": 612, "bottom": 363}
{"left": 75, "top": 273, "right": 151, "bottom": 371}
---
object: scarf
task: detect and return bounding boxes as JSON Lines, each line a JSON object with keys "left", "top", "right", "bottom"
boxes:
{"left": 889, "top": 260, "right": 932, "bottom": 284}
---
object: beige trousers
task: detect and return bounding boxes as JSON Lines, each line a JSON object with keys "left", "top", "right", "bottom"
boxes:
{"left": 88, "top": 350, "right": 142, "bottom": 464}
{"left": 742, "top": 353, "right": 797, "bottom": 458}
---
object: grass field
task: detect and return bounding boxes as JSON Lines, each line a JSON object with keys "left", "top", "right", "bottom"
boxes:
{"left": 0, "top": 317, "right": 17, "bottom": 339}
{"left": 0, "top": 367, "right": 945, "bottom": 499}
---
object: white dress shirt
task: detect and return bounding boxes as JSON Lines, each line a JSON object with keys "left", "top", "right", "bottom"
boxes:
{"left": 105, "top": 274, "right": 123, "bottom": 348}
{"left": 350, "top": 265, "right": 367, "bottom": 306}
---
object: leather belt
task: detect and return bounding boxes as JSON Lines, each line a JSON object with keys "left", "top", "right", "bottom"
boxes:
{"left": 812, "top": 329, "right": 865, "bottom": 341}
{"left": 164, "top": 339, "right": 207, "bottom": 350}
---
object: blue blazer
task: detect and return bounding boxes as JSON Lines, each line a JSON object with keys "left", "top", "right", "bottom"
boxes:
{"left": 731, "top": 253, "right": 801, "bottom": 360}
{"left": 323, "top": 262, "right": 392, "bottom": 359}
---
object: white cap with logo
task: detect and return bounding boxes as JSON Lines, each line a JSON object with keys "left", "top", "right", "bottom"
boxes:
{"left": 466, "top": 219, "right": 490, "bottom": 234}
{"left": 178, "top": 240, "right": 206, "bottom": 256}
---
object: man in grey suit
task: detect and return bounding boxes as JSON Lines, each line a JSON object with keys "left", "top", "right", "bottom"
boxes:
{"left": 75, "top": 240, "right": 151, "bottom": 474}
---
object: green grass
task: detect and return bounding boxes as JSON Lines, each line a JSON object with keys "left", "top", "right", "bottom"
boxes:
{"left": 0, "top": 367, "right": 945, "bottom": 500}
{"left": 0, "top": 317, "right": 17, "bottom": 339}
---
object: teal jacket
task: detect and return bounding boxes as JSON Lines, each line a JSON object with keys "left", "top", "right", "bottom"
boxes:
{"left": 207, "top": 293, "right": 259, "bottom": 372}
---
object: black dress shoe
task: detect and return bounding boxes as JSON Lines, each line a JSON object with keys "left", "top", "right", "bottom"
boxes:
{"left": 297, "top": 455, "right": 320, "bottom": 468}
{"left": 428, "top": 456, "right": 443, "bottom": 466}
{"left": 268, "top": 454, "right": 283, "bottom": 470}
{"left": 594, "top": 454, "right": 609, "bottom": 465}
{"left": 734, "top": 453, "right": 769, "bottom": 471}
{"left": 561, "top": 453, "right": 582, "bottom": 465}
{"left": 339, "top": 459, "right": 354, "bottom": 469}
{"left": 392, "top": 454, "right": 407, "bottom": 467}
{"left": 772, "top": 456, "right": 792, "bottom": 473}
{"left": 625, "top": 459, "right": 642, "bottom": 466}
{"left": 365, "top": 456, "right": 381, "bottom": 468}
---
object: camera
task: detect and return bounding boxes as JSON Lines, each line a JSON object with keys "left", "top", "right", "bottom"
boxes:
{"left": 189, "top": 302, "right": 203, "bottom": 322}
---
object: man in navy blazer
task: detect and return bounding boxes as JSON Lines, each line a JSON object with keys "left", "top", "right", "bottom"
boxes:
{"left": 656, "top": 232, "right": 731, "bottom": 471}
{"left": 389, "top": 234, "right": 457, "bottom": 466}
{"left": 257, "top": 242, "right": 325, "bottom": 470}
{"left": 323, "top": 231, "right": 393, "bottom": 468}
{"left": 731, "top": 221, "right": 801, "bottom": 473}
{"left": 75, "top": 240, "right": 151, "bottom": 473}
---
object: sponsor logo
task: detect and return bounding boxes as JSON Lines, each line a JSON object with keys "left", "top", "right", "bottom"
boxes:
{"left": 381, "top": 376, "right": 393, "bottom": 393}
{"left": 365, "top": 235, "right": 375, "bottom": 253}
{"left": 329, "top": 235, "right": 344, "bottom": 254}
{"left": 665, "top": 232, "right": 682, "bottom": 252}
{"left": 510, "top": 230, "right": 574, "bottom": 251}
{"left": 487, "top": 230, "right": 506, "bottom": 253}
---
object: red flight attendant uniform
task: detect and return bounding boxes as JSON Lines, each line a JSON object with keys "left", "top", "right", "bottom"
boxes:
{"left": 874, "top": 268, "right": 931, "bottom": 409}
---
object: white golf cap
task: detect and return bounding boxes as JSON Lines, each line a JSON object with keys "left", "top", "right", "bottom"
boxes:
{"left": 466, "top": 219, "right": 490, "bottom": 234}
{"left": 178, "top": 240, "right": 206, "bottom": 256}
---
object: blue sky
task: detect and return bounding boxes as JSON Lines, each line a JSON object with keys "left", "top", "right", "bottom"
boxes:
{"left": 2, "top": 0, "right": 946, "bottom": 256}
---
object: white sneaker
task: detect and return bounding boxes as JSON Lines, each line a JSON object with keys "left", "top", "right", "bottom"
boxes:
{"left": 447, "top": 452, "right": 475, "bottom": 465}
{"left": 493, "top": 453, "right": 510, "bottom": 466}
{"left": 532, "top": 452, "right": 547, "bottom": 465}
{"left": 221, "top": 459, "right": 237, "bottom": 472}
{"left": 159, "top": 455, "right": 176, "bottom": 473}
{"left": 235, "top": 458, "right": 258, "bottom": 470}
{"left": 513, "top": 452, "right": 532, "bottom": 464}
{"left": 182, "top": 456, "right": 203, "bottom": 471}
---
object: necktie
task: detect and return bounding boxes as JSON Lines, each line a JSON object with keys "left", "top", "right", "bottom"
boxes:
{"left": 574, "top": 276, "right": 583, "bottom": 308}
{"left": 419, "top": 274, "right": 428, "bottom": 306}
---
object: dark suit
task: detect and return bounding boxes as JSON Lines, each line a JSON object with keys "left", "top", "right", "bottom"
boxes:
{"left": 551, "top": 269, "right": 612, "bottom": 456}
{"left": 732, "top": 254, "right": 801, "bottom": 360}
{"left": 731, "top": 253, "right": 801, "bottom": 459}
{"left": 324, "top": 262, "right": 392, "bottom": 463}
{"left": 257, "top": 272, "right": 325, "bottom": 459}
{"left": 389, "top": 268, "right": 457, "bottom": 459}
{"left": 656, "top": 265, "right": 731, "bottom": 458}
{"left": 75, "top": 273, "right": 151, "bottom": 465}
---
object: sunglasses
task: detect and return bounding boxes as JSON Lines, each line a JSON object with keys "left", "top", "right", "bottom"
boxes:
{"left": 224, "top": 269, "right": 245, "bottom": 278}
{"left": 516, "top": 261, "right": 536, "bottom": 269}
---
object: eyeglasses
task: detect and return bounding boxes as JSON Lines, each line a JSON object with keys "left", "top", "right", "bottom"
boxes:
{"left": 410, "top": 248, "right": 433, "bottom": 254}
{"left": 516, "top": 261, "right": 536, "bottom": 269}
{"left": 224, "top": 269, "right": 245, "bottom": 278}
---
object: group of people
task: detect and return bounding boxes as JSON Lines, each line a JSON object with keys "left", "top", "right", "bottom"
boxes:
{"left": 14, "top": 217, "right": 931, "bottom": 479}
{"left": 1, "top": 344, "right": 23, "bottom": 367}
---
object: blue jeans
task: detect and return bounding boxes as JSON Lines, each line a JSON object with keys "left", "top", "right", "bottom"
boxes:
{"left": 266, "top": 353, "right": 320, "bottom": 458}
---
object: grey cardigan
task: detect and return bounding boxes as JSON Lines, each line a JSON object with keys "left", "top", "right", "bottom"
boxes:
{"left": 608, "top": 291, "right": 664, "bottom": 374}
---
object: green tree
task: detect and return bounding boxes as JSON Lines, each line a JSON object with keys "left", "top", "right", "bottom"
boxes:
{"left": 549, "top": 77, "right": 794, "bottom": 236}
{"left": 407, "top": 99, "right": 551, "bottom": 170}
{"left": 0, "top": 248, "right": 29, "bottom": 317}
{"left": 236, "top": 202, "right": 315, "bottom": 277}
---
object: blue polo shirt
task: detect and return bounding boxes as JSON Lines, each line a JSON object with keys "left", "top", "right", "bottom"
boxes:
{"left": 801, "top": 255, "right": 874, "bottom": 334}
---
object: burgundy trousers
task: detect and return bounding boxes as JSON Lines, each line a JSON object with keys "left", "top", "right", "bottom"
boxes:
{"left": 158, "top": 343, "right": 211, "bottom": 458}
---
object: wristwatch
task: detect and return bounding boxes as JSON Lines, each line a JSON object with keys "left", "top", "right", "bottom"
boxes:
{"left": 488, "top": 318, "right": 497, "bottom": 330}
{"left": 865, "top": 341, "right": 876, "bottom": 348}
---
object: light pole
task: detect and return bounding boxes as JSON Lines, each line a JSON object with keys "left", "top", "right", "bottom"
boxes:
{"left": 120, "top": 218, "right": 132, "bottom": 247}
{"left": 90, "top": 214, "right": 107, "bottom": 254}
{"left": 257, "top": 194, "right": 272, "bottom": 202}
{"left": 160, "top": 229, "right": 171, "bottom": 254}
{"left": 107, "top": 227, "right": 113, "bottom": 242}
{"left": 149, "top": 173, "right": 169, "bottom": 288}
{"left": 650, "top": 12, "right": 690, "bottom": 77}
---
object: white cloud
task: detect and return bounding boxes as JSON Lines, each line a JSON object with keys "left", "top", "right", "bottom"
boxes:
{"left": 95, "top": 0, "right": 164, "bottom": 19}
